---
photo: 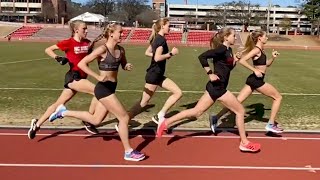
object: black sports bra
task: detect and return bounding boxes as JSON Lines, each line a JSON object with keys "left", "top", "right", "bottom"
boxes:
{"left": 252, "top": 46, "right": 267, "bottom": 66}
{"left": 98, "top": 45, "right": 123, "bottom": 71}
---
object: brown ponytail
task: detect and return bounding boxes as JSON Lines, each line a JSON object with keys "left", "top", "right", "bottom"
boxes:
{"left": 210, "top": 27, "right": 234, "bottom": 49}
{"left": 148, "top": 18, "right": 170, "bottom": 44}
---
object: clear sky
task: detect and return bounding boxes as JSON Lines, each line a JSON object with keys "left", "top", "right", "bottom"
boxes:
{"left": 73, "top": 0, "right": 302, "bottom": 7}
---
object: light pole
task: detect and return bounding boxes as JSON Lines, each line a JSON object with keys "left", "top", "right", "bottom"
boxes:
{"left": 196, "top": 0, "right": 198, "bottom": 25}
{"left": 266, "top": 0, "right": 271, "bottom": 35}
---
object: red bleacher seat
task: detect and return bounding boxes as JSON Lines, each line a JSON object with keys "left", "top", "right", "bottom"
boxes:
{"left": 121, "top": 29, "right": 130, "bottom": 40}
{"left": 9, "top": 26, "right": 42, "bottom": 39}
{"left": 165, "top": 32, "right": 182, "bottom": 43}
{"left": 129, "top": 29, "right": 152, "bottom": 42}
{"left": 187, "top": 31, "right": 216, "bottom": 44}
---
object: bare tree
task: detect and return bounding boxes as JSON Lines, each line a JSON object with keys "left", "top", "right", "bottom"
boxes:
{"left": 118, "top": 0, "right": 148, "bottom": 24}
{"left": 206, "top": 7, "right": 227, "bottom": 27}
{"left": 280, "top": 15, "right": 292, "bottom": 35}
{"left": 216, "top": 0, "right": 265, "bottom": 32}
{"left": 221, "top": 1, "right": 248, "bottom": 28}
{"left": 86, "top": 0, "right": 115, "bottom": 16}
{"left": 65, "top": 1, "right": 90, "bottom": 21}
{"left": 250, "top": 5, "right": 267, "bottom": 28}
{"left": 136, "top": 8, "right": 158, "bottom": 27}
{"left": 40, "top": 0, "right": 55, "bottom": 22}
{"left": 203, "top": 1, "right": 265, "bottom": 31}
{"left": 108, "top": 10, "right": 128, "bottom": 22}
{"left": 185, "top": 11, "right": 197, "bottom": 24}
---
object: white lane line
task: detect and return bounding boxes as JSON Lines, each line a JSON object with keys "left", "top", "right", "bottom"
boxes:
{"left": 0, "top": 57, "right": 49, "bottom": 65}
{"left": 0, "top": 163, "right": 318, "bottom": 171}
{"left": 0, "top": 87, "right": 319, "bottom": 96}
{"left": 1, "top": 132, "right": 320, "bottom": 140}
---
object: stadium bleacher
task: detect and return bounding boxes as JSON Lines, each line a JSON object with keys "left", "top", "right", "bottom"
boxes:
{"left": 2, "top": 25, "right": 228, "bottom": 46}
{"left": 9, "top": 26, "right": 42, "bottom": 39}
{"left": 129, "top": 29, "right": 152, "bottom": 42}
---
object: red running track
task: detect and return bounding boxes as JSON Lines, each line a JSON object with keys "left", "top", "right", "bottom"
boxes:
{"left": 0, "top": 128, "right": 319, "bottom": 180}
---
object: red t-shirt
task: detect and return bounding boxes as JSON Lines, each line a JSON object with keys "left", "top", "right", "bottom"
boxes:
{"left": 57, "top": 37, "right": 91, "bottom": 78}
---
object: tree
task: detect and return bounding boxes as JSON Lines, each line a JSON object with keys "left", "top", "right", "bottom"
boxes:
{"left": 86, "top": 0, "right": 115, "bottom": 16}
{"left": 108, "top": 10, "right": 128, "bottom": 22}
{"left": 222, "top": 1, "right": 265, "bottom": 29}
{"left": 117, "top": 0, "right": 149, "bottom": 24}
{"left": 301, "top": 0, "right": 320, "bottom": 36}
{"left": 280, "top": 16, "right": 292, "bottom": 35}
{"left": 249, "top": 5, "right": 267, "bottom": 29}
{"left": 65, "top": 0, "right": 90, "bottom": 21}
{"left": 40, "top": 0, "right": 55, "bottom": 22}
{"left": 136, "top": 8, "right": 158, "bottom": 27}
{"left": 205, "top": 6, "right": 227, "bottom": 27}
{"left": 185, "top": 11, "right": 197, "bottom": 24}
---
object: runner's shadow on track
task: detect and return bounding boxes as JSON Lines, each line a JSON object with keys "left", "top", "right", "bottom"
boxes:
{"left": 141, "top": 104, "right": 156, "bottom": 113}
{"left": 166, "top": 131, "right": 253, "bottom": 148}
{"left": 165, "top": 110, "right": 180, "bottom": 118}
{"left": 214, "top": 103, "right": 271, "bottom": 136}
{"left": 212, "top": 128, "right": 249, "bottom": 137}
{"left": 165, "top": 110, "right": 197, "bottom": 133}
{"left": 96, "top": 104, "right": 155, "bottom": 127}
{"left": 166, "top": 101, "right": 198, "bottom": 119}
{"left": 244, "top": 103, "right": 270, "bottom": 123}
{"left": 98, "top": 118, "right": 141, "bottom": 130}
{"left": 37, "top": 128, "right": 84, "bottom": 142}
{"left": 180, "top": 101, "right": 198, "bottom": 109}
{"left": 166, "top": 118, "right": 197, "bottom": 134}
{"left": 265, "top": 131, "right": 282, "bottom": 137}
{"left": 130, "top": 104, "right": 156, "bottom": 119}
{"left": 167, "top": 131, "right": 213, "bottom": 146}
{"left": 132, "top": 121, "right": 157, "bottom": 152}
{"left": 84, "top": 131, "right": 120, "bottom": 141}
{"left": 83, "top": 121, "right": 157, "bottom": 152}
{"left": 98, "top": 118, "right": 119, "bottom": 127}
{"left": 165, "top": 101, "right": 199, "bottom": 134}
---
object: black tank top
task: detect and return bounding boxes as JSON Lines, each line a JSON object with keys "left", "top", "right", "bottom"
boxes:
{"left": 252, "top": 46, "right": 267, "bottom": 66}
{"left": 98, "top": 45, "right": 123, "bottom": 71}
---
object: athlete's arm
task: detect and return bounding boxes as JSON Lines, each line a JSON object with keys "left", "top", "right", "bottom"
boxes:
{"left": 78, "top": 45, "right": 106, "bottom": 81}
{"left": 120, "top": 47, "right": 133, "bottom": 71}
{"left": 45, "top": 45, "right": 68, "bottom": 65}
{"left": 145, "top": 45, "right": 153, "bottom": 57}
{"left": 239, "top": 48, "right": 260, "bottom": 72}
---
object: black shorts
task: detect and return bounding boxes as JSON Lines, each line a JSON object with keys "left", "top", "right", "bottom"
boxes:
{"left": 245, "top": 73, "right": 265, "bottom": 90}
{"left": 206, "top": 81, "right": 227, "bottom": 101}
{"left": 64, "top": 71, "right": 86, "bottom": 89}
{"left": 145, "top": 68, "right": 166, "bottom": 85}
{"left": 94, "top": 81, "right": 118, "bottom": 100}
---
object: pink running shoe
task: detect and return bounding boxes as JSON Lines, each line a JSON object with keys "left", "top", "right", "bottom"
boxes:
{"left": 239, "top": 142, "right": 261, "bottom": 152}
{"left": 156, "top": 119, "right": 167, "bottom": 137}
